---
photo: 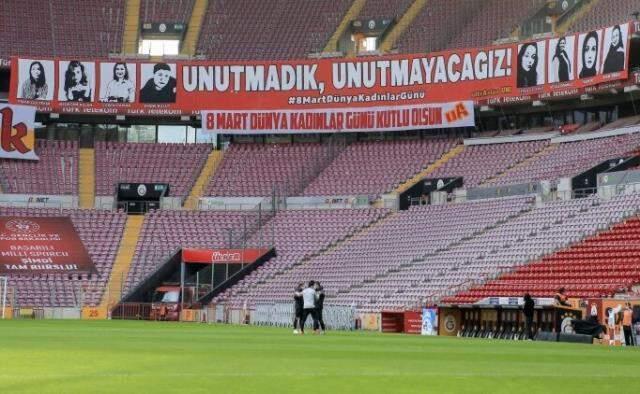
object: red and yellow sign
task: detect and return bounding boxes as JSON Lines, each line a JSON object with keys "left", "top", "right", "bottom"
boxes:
{"left": 181, "top": 248, "right": 270, "bottom": 264}
{"left": 0, "top": 104, "right": 38, "bottom": 161}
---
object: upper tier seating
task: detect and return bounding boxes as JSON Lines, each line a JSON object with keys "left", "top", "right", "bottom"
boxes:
{"left": 446, "top": 0, "right": 546, "bottom": 49}
{"left": 358, "top": 0, "right": 414, "bottom": 20}
{"left": 429, "top": 140, "right": 549, "bottom": 189}
{"left": 302, "top": 138, "right": 458, "bottom": 199}
{"left": 394, "top": 0, "right": 478, "bottom": 54}
{"left": 204, "top": 143, "right": 333, "bottom": 197}
{"left": 196, "top": 0, "right": 352, "bottom": 60}
{"left": 0, "top": 140, "right": 78, "bottom": 195}
{"left": 569, "top": 0, "right": 638, "bottom": 33}
{"left": 0, "top": 0, "right": 125, "bottom": 58}
{"left": 141, "top": 0, "right": 195, "bottom": 23}
{"left": 486, "top": 132, "right": 640, "bottom": 187}
{"left": 95, "top": 142, "right": 211, "bottom": 198}
{"left": 2, "top": 207, "right": 126, "bottom": 307}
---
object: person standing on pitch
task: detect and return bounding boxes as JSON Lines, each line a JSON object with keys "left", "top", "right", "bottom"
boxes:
{"left": 623, "top": 303, "right": 635, "bottom": 346}
{"left": 293, "top": 282, "right": 304, "bottom": 334}
{"left": 314, "top": 281, "right": 326, "bottom": 333}
{"left": 300, "top": 280, "right": 319, "bottom": 334}
{"left": 523, "top": 293, "right": 535, "bottom": 340}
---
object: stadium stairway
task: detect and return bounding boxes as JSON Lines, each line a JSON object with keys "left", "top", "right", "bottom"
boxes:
{"left": 84, "top": 215, "right": 144, "bottom": 319}
{"left": 555, "top": 0, "right": 601, "bottom": 34}
{"left": 181, "top": 0, "right": 209, "bottom": 56}
{"left": 78, "top": 148, "right": 95, "bottom": 209}
{"left": 481, "top": 143, "right": 557, "bottom": 186}
{"left": 378, "top": 0, "right": 428, "bottom": 53}
{"left": 391, "top": 144, "right": 464, "bottom": 196}
{"left": 323, "top": 0, "right": 367, "bottom": 54}
{"left": 184, "top": 149, "right": 223, "bottom": 210}
{"left": 123, "top": 0, "right": 141, "bottom": 54}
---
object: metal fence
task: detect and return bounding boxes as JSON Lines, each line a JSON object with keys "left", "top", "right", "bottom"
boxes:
{"left": 252, "top": 303, "right": 357, "bottom": 331}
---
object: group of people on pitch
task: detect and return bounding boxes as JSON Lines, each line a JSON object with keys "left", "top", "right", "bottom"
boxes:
{"left": 293, "top": 281, "right": 326, "bottom": 334}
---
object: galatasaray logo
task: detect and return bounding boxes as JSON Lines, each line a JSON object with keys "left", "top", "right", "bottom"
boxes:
{"left": 5, "top": 219, "right": 40, "bottom": 234}
{"left": 561, "top": 317, "right": 575, "bottom": 334}
{"left": 444, "top": 315, "right": 456, "bottom": 333}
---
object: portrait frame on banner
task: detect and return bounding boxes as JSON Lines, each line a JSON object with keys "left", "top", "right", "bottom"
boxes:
{"left": 57, "top": 60, "right": 96, "bottom": 102}
{"left": 16, "top": 59, "right": 55, "bottom": 101}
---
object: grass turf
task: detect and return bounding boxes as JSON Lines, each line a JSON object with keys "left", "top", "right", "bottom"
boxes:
{"left": 0, "top": 320, "right": 638, "bottom": 393}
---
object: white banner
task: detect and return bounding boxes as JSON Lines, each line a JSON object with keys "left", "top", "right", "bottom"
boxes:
{"left": 0, "top": 104, "right": 39, "bottom": 161}
{"left": 201, "top": 101, "right": 475, "bottom": 134}
{"left": 421, "top": 308, "right": 438, "bottom": 336}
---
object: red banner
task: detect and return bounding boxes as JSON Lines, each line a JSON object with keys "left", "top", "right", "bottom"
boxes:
{"left": 202, "top": 101, "right": 474, "bottom": 134}
{"left": 8, "top": 23, "right": 631, "bottom": 117}
{"left": 0, "top": 217, "right": 94, "bottom": 273}
{"left": 182, "top": 248, "right": 269, "bottom": 264}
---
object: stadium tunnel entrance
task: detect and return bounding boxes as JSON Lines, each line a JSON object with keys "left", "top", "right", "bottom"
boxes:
{"left": 112, "top": 247, "right": 275, "bottom": 320}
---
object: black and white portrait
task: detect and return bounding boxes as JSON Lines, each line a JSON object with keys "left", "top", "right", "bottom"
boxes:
{"left": 602, "top": 24, "right": 627, "bottom": 74}
{"left": 17, "top": 59, "right": 54, "bottom": 100}
{"left": 578, "top": 30, "right": 601, "bottom": 79}
{"left": 547, "top": 36, "right": 575, "bottom": 83}
{"left": 58, "top": 60, "right": 95, "bottom": 102}
{"left": 100, "top": 62, "right": 136, "bottom": 103}
{"left": 517, "top": 41, "right": 546, "bottom": 88}
{"left": 139, "top": 62, "right": 177, "bottom": 103}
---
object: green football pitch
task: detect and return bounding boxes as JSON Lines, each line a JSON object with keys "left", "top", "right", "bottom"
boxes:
{"left": 0, "top": 320, "right": 637, "bottom": 393}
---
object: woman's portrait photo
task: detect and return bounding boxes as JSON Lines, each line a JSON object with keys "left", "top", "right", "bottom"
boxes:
{"left": 517, "top": 41, "right": 545, "bottom": 88}
{"left": 58, "top": 60, "right": 94, "bottom": 102}
{"left": 602, "top": 24, "right": 627, "bottom": 74}
{"left": 139, "top": 62, "right": 176, "bottom": 103}
{"left": 100, "top": 62, "right": 136, "bottom": 103}
{"left": 18, "top": 59, "right": 54, "bottom": 100}
{"left": 578, "top": 30, "right": 601, "bottom": 79}
{"left": 548, "top": 36, "right": 574, "bottom": 83}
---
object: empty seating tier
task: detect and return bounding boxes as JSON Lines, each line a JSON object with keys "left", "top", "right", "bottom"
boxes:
{"left": 217, "top": 197, "right": 533, "bottom": 309}
{"left": 0, "top": 0, "right": 125, "bottom": 57}
{"left": 303, "top": 139, "right": 458, "bottom": 199}
{"left": 447, "top": 194, "right": 640, "bottom": 303}
{"left": 430, "top": 140, "right": 548, "bottom": 189}
{"left": 0, "top": 140, "right": 78, "bottom": 195}
{"left": 204, "top": 143, "right": 334, "bottom": 197}
{"left": 1, "top": 207, "right": 126, "bottom": 307}
{"left": 485, "top": 132, "right": 640, "bottom": 187}
{"left": 95, "top": 142, "right": 211, "bottom": 198}
{"left": 196, "top": 0, "right": 352, "bottom": 60}
{"left": 141, "top": 0, "right": 195, "bottom": 24}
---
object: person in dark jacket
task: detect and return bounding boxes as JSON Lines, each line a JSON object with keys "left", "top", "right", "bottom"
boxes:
{"left": 140, "top": 63, "right": 176, "bottom": 103}
{"left": 314, "top": 281, "right": 326, "bottom": 333}
{"left": 523, "top": 293, "right": 535, "bottom": 340}
{"left": 293, "top": 282, "right": 304, "bottom": 334}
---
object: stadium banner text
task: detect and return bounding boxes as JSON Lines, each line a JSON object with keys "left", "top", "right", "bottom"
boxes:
{"left": 182, "top": 248, "right": 270, "bottom": 264}
{"left": 201, "top": 101, "right": 474, "bottom": 133}
{"left": 0, "top": 104, "right": 39, "bottom": 161}
{"left": 8, "top": 22, "right": 631, "bottom": 117}
{"left": 0, "top": 217, "right": 95, "bottom": 274}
